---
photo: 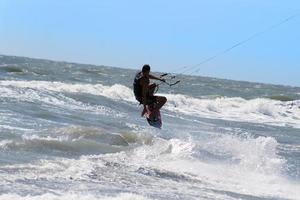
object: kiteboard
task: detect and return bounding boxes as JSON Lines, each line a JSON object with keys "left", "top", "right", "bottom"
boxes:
{"left": 145, "top": 103, "right": 162, "bottom": 129}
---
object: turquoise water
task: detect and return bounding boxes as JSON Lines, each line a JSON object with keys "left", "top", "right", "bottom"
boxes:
{"left": 0, "top": 55, "right": 300, "bottom": 200}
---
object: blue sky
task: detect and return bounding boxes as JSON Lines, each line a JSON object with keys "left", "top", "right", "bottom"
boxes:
{"left": 1, "top": 0, "right": 300, "bottom": 86}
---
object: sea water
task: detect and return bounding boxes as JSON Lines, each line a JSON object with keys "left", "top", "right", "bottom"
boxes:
{"left": 0, "top": 55, "right": 300, "bottom": 200}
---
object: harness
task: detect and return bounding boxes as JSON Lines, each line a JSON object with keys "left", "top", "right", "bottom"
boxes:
{"left": 133, "top": 72, "right": 149, "bottom": 100}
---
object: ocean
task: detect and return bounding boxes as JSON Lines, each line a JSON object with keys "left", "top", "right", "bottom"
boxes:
{"left": 0, "top": 55, "right": 300, "bottom": 200}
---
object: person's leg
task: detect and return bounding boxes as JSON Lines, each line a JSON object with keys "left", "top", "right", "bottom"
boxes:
{"left": 147, "top": 96, "right": 166, "bottom": 119}
{"left": 155, "top": 96, "right": 167, "bottom": 110}
{"left": 147, "top": 83, "right": 157, "bottom": 96}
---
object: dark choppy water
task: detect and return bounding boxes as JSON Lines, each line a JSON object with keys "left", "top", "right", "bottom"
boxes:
{"left": 0, "top": 55, "right": 300, "bottom": 200}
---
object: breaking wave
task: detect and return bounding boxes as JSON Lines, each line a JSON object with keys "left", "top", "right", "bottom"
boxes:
{"left": 1, "top": 80, "right": 299, "bottom": 128}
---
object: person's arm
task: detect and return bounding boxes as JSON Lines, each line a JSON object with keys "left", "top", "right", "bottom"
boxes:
{"left": 149, "top": 74, "right": 165, "bottom": 82}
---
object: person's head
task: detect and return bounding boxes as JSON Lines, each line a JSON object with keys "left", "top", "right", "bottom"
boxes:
{"left": 142, "top": 64, "right": 150, "bottom": 76}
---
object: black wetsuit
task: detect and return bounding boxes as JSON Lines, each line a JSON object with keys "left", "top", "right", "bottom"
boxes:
{"left": 133, "top": 72, "right": 157, "bottom": 105}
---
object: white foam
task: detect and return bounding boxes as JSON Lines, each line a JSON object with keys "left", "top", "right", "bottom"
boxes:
{"left": 0, "top": 193, "right": 151, "bottom": 200}
{"left": 0, "top": 81, "right": 125, "bottom": 117}
{"left": 122, "top": 136, "right": 300, "bottom": 199}
{"left": 203, "top": 135, "right": 285, "bottom": 174}
{"left": 0, "top": 80, "right": 135, "bottom": 102}
{"left": 1, "top": 80, "right": 300, "bottom": 128}
{"left": 0, "top": 139, "right": 14, "bottom": 149}
{"left": 1, "top": 135, "right": 299, "bottom": 199}
{"left": 0, "top": 124, "right": 33, "bottom": 131}
{"left": 0, "top": 155, "right": 101, "bottom": 183}
{"left": 164, "top": 94, "right": 300, "bottom": 128}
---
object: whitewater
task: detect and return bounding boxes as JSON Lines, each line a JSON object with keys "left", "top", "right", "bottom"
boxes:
{"left": 0, "top": 55, "right": 300, "bottom": 200}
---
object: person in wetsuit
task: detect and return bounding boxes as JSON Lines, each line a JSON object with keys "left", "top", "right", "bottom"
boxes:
{"left": 133, "top": 64, "right": 167, "bottom": 117}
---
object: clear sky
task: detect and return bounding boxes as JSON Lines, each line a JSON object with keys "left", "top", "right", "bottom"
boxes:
{"left": 1, "top": 0, "right": 300, "bottom": 86}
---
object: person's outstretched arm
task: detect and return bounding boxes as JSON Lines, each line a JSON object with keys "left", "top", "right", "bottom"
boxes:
{"left": 149, "top": 74, "right": 165, "bottom": 82}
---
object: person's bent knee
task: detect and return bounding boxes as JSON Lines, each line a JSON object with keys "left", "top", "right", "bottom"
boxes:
{"left": 157, "top": 96, "right": 167, "bottom": 103}
{"left": 162, "top": 96, "right": 167, "bottom": 104}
